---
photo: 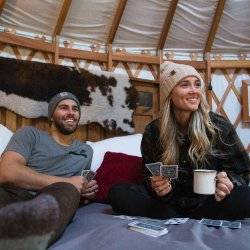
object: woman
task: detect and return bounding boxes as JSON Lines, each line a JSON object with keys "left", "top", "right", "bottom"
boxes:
{"left": 109, "top": 61, "right": 250, "bottom": 220}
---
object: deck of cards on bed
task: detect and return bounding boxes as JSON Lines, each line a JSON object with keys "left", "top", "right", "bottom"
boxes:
{"left": 124, "top": 216, "right": 242, "bottom": 237}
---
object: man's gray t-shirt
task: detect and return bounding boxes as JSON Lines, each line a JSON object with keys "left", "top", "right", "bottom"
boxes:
{"left": 4, "top": 126, "right": 93, "bottom": 177}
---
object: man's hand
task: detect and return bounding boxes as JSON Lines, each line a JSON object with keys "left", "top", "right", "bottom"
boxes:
{"left": 81, "top": 180, "right": 98, "bottom": 199}
{"left": 215, "top": 171, "right": 234, "bottom": 202}
{"left": 151, "top": 176, "right": 172, "bottom": 197}
{"left": 67, "top": 176, "right": 87, "bottom": 193}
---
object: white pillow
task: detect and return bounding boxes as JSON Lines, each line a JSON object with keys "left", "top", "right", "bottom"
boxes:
{"left": 87, "top": 133, "right": 142, "bottom": 171}
{"left": 0, "top": 124, "right": 13, "bottom": 156}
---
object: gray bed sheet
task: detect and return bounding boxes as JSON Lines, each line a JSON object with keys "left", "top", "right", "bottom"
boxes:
{"left": 50, "top": 203, "right": 250, "bottom": 250}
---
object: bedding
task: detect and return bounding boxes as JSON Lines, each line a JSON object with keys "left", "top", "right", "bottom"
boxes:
{"left": 49, "top": 203, "right": 250, "bottom": 250}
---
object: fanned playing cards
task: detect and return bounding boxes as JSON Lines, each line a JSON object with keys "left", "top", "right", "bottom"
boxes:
{"left": 81, "top": 170, "right": 96, "bottom": 182}
{"left": 145, "top": 162, "right": 178, "bottom": 179}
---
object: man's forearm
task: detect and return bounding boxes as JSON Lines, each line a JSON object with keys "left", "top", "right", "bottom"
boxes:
{"left": 0, "top": 152, "right": 68, "bottom": 190}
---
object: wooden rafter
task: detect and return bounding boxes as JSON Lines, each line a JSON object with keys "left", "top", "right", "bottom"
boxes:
{"left": 204, "top": 0, "right": 226, "bottom": 53}
{"left": 0, "top": 0, "right": 6, "bottom": 15}
{"left": 0, "top": 32, "right": 54, "bottom": 52}
{"left": 52, "top": 0, "right": 72, "bottom": 38}
{"left": 107, "top": 0, "right": 127, "bottom": 44}
{"left": 158, "top": 0, "right": 179, "bottom": 50}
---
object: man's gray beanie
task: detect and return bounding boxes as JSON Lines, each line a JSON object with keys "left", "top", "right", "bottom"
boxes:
{"left": 48, "top": 92, "right": 81, "bottom": 121}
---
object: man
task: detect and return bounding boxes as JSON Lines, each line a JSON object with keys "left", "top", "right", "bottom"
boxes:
{"left": 0, "top": 92, "right": 98, "bottom": 249}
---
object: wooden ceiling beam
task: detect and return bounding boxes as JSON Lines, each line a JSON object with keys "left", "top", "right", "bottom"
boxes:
{"left": 158, "top": 0, "right": 179, "bottom": 50}
{"left": 204, "top": 0, "right": 226, "bottom": 53}
{"left": 173, "top": 60, "right": 205, "bottom": 69}
{"left": 0, "top": 0, "right": 6, "bottom": 15}
{"left": 107, "top": 0, "right": 127, "bottom": 44}
{"left": 52, "top": 0, "right": 72, "bottom": 38}
{"left": 59, "top": 47, "right": 107, "bottom": 62}
{"left": 0, "top": 32, "right": 54, "bottom": 52}
{"left": 211, "top": 60, "right": 250, "bottom": 68}
{"left": 113, "top": 52, "right": 159, "bottom": 64}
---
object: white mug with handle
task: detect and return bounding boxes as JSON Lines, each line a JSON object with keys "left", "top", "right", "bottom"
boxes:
{"left": 193, "top": 169, "right": 217, "bottom": 195}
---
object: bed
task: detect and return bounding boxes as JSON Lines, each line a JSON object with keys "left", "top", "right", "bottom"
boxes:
{"left": 49, "top": 202, "right": 250, "bottom": 250}
{"left": 0, "top": 124, "right": 250, "bottom": 250}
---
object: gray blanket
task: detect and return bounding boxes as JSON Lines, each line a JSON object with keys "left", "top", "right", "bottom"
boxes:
{"left": 50, "top": 203, "right": 250, "bottom": 250}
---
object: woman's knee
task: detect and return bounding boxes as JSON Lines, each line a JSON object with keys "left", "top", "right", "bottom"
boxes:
{"left": 108, "top": 183, "right": 133, "bottom": 210}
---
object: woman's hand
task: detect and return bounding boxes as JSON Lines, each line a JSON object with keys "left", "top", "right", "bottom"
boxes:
{"left": 151, "top": 176, "right": 172, "bottom": 197}
{"left": 215, "top": 171, "right": 234, "bottom": 202}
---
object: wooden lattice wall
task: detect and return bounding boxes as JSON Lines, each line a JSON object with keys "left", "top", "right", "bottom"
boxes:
{"left": 0, "top": 42, "right": 249, "bottom": 154}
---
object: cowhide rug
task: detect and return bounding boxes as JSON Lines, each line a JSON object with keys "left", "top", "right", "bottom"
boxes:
{"left": 0, "top": 57, "right": 137, "bottom": 133}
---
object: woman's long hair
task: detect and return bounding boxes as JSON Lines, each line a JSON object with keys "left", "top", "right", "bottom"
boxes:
{"left": 160, "top": 92, "right": 217, "bottom": 168}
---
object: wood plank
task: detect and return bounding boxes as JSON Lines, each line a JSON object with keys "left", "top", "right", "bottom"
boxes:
{"left": 133, "top": 114, "right": 152, "bottom": 133}
{"left": 52, "top": 0, "right": 72, "bottom": 37}
{"left": 74, "top": 125, "right": 88, "bottom": 141}
{"left": 33, "top": 118, "right": 49, "bottom": 131}
{"left": 107, "top": 44, "right": 113, "bottom": 71}
{"left": 205, "top": 59, "right": 212, "bottom": 106}
{"left": 0, "top": 107, "right": 6, "bottom": 125}
{"left": 53, "top": 36, "right": 59, "bottom": 64}
{"left": 59, "top": 47, "right": 107, "bottom": 62}
{"left": 87, "top": 123, "right": 104, "bottom": 142}
{"left": 20, "top": 117, "right": 32, "bottom": 128}
{"left": 158, "top": 0, "right": 179, "bottom": 49}
{"left": 5, "top": 110, "right": 17, "bottom": 132}
{"left": 204, "top": 0, "right": 226, "bottom": 53}
{"left": 173, "top": 60, "right": 206, "bottom": 69}
{"left": 113, "top": 52, "right": 160, "bottom": 64}
{"left": 0, "top": 32, "right": 54, "bottom": 52}
{"left": 0, "top": 0, "right": 6, "bottom": 15}
{"left": 242, "top": 80, "right": 250, "bottom": 122}
{"left": 107, "top": 0, "right": 127, "bottom": 44}
{"left": 211, "top": 60, "right": 250, "bottom": 69}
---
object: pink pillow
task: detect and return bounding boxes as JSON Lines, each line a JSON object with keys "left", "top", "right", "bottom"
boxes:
{"left": 94, "top": 151, "right": 143, "bottom": 203}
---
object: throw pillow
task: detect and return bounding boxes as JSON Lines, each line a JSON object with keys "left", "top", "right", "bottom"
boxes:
{"left": 94, "top": 152, "right": 143, "bottom": 203}
{"left": 0, "top": 124, "right": 13, "bottom": 156}
{"left": 87, "top": 133, "right": 142, "bottom": 171}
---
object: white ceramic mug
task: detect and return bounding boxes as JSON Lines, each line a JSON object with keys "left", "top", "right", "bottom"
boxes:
{"left": 193, "top": 169, "right": 217, "bottom": 195}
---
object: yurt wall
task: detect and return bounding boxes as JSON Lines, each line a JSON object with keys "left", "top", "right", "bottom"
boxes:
{"left": 0, "top": 34, "right": 249, "bottom": 154}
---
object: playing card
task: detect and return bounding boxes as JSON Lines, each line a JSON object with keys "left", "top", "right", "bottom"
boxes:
{"left": 200, "top": 218, "right": 222, "bottom": 227}
{"left": 222, "top": 220, "right": 241, "bottom": 229}
{"left": 164, "top": 218, "right": 189, "bottom": 225}
{"left": 114, "top": 215, "right": 136, "bottom": 220}
{"left": 128, "top": 221, "right": 168, "bottom": 237}
{"left": 81, "top": 170, "right": 96, "bottom": 182}
{"left": 145, "top": 162, "right": 162, "bottom": 176}
{"left": 128, "top": 226, "right": 168, "bottom": 237}
{"left": 128, "top": 221, "right": 166, "bottom": 231}
{"left": 138, "top": 218, "right": 166, "bottom": 227}
{"left": 161, "top": 165, "right": 178, "bottom": 179}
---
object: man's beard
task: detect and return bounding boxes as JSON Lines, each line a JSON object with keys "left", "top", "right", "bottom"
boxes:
{"left": 54, "top": 119, "right": 79, "bottom": 135}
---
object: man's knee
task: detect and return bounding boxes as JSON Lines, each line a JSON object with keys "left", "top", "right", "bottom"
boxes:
{"left": 39, "top": 182, "right": 80, "bottom": 209}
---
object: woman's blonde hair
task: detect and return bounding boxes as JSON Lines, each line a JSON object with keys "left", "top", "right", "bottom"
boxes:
{"left": 160, "top": 90, "right": 217, "bottom": 168}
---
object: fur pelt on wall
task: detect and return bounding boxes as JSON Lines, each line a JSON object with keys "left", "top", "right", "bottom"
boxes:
{"left": 0, "top": 57, "right": 137, "bottom": 133}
